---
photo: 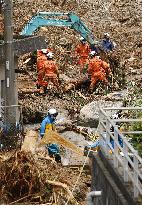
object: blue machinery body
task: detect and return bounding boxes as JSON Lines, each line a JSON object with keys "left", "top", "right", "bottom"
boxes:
{"left": 21, "top": 12, "right": 96, "bottom": 46}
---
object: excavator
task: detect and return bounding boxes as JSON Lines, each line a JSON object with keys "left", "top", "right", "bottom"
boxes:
{"left": 20, "top": 11, "right": 116, "bottom": 70}
{"left": 21, "top": 11, "right": 99, "bottom": 50}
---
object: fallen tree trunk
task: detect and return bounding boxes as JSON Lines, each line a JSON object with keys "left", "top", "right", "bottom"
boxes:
{"left": 63, "top": 78, "right": 90, "bottom": 92}
{"left": 18, "top": 88, "right": 40, "bottom": 94}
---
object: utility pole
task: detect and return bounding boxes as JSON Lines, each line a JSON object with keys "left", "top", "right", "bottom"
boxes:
{"left": 2, "top": 0, "right": 17, "bottom": 130}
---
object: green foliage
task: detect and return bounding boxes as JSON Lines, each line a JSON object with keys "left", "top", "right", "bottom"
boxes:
{"left": 130, "top": 110, "right": 142, "bottom": 156}
{"left": 128, "top": 94, "right": 142, "bottom": 156}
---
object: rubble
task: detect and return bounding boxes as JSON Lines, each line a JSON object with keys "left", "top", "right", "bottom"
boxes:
{"left": 0, "top": 0, "right": 141, "bottom": 204}
{"left": 79, "top": 100, "right": 123, "bottom": 127}
{"left": 0, "top": 149, "right": 90, "bottom": 204}
{"left": 10, "top": 0, "right": 141, "bottom": 124}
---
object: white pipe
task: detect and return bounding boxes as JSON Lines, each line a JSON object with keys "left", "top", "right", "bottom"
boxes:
{"left": 86, "top": 191, "right": 102, "bottom": 205}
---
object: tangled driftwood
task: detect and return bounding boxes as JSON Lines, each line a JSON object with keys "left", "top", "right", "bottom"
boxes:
{"left": 0, "top": 129, "right": 90, "bottom": 204}
{"left": 0, "top": 150, "right": 80, "bottom": 204}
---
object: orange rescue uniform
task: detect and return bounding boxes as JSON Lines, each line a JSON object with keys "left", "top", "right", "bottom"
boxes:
{"left": 37, "top": 50, "right": 43, "bottom": 57}
{"left": 88, "top": 57, "right": 110, "bottom": 90}
{"left": 44, "top": 60, "right": 59, "bottom": 88}
{"left": 37, "top": 55, "right": 48, "bottom": 87}
{"left": 75, "top": 43, "right": 90, "bottom": 73}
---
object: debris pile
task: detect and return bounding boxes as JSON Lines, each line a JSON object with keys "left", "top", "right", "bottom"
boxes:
{"left": 9, "top": 0, "right": 141, "bottom": 123}
{"left": 0, "top": 149, "right": 90, "bottom": 204}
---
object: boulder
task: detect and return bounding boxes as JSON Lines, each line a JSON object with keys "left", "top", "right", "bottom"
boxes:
{"left": 79, "top": 101, "right": 123, "bottom": 128}
{"left": 21, "top": 130, "right": 38, "bottom": 153}
{"left": 106, "top": 90, "right": 127, "bottom": 101}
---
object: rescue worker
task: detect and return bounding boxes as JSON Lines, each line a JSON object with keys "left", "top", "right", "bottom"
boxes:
{"left": 37, "top": 48, "right": 51, "bottom": 57}
{"left": 101, "top": 33, "right": 116, "bottom": 52}
{"left": 40, "top": 108, "right": 61, "bottom": 162}
{"left": 88, "top": 51, "right": 111, "bottom": 92}
{"left": 75, "top": 37, "right": 90, "bottom": 74}
{"left": 36, "top": 49, "right": 48, "bottom": 91}
{"left": 44, "top": 52, "right": 60, "bottom": 90}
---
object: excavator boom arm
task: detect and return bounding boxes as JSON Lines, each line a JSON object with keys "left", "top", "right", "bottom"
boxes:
{"left": 21, "top": 12, "right": 95, "bottom": 45}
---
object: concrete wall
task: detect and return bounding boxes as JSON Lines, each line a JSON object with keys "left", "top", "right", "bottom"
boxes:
{"left": 0, "top": 36, "right": 46, "bottom": 60}
{"left": 91, "top": 151, "right": 139, "bottom": 205}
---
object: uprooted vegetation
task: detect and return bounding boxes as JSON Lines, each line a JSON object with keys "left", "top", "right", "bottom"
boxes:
{"left": 0, "top": 150, "right": 90, "bottom": 204}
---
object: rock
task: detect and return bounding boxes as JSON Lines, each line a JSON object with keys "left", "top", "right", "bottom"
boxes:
{"left": 62, "top": 131, "right": 85, "bottom": 142}
{"left": 55, "top": 109, "right": 72, "bottom": 132}
{"left": 61, "top": 131, "right": 88, "bottom": 166}
{"left": 21, "top": 130, "right": 38, "bottom": 153}
{"left": 56, "top": 109, "right": 70, "bottom": 124}
{"left": 77, "top": 126, "right": 97, "bottom": 135}
{"left": 79, "top": 101, "right": 123, "bottom": 128}
{"left": 59, "top": 74, "right": 71, "bottom": 82}
{"left": 106, "top": 90, "right": 127, "bottom": 100}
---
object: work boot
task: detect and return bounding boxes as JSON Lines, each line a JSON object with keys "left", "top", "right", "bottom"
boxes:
{"left": 36, "top": 83, "right": 40, "bottom": 89}
{"left": 55, "top": 153, "right": 61, "bottom": 163}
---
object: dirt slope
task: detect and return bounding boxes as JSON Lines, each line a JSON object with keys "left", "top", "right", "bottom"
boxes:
{"left": 11, "top": 0, "right": 141, "bottom": 123}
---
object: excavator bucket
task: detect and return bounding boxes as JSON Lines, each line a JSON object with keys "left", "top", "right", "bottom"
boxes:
{"left": 38, "top": 130, "right": 84, "bottom": 156}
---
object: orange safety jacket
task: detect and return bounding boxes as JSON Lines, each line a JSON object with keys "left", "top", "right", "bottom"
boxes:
{"left": 44, "top": 60, "right": 58, "bottom": 75}
{"left": 101, "top": 61, "right": 111, "bottom": 74}
{"left": 75, "top": 43, "right": 90, "bottom": 58}
{"left": 37, "top": 55, "right": 47, "bottom": 71}
{"left": 88, "top": 57, "right": 110, "bottom": 76}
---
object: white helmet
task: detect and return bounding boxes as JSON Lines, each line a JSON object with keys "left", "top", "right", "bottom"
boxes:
{"left": 80, "top": 37, "right": 86, "bottom": 42}
{"left": 41, "top": 49, "right": 48, "bottom": 54}
{"left": 90, "top": 51, "right": 97, "bottom": 56}
{"left": 104, "top": 33, "right": 110, "bottom": 38}
{"left": 48, "top": 108, "right": 58, "bottom": 117}
{"left": 47, "top": 52, "right": 53, "bottom": 59}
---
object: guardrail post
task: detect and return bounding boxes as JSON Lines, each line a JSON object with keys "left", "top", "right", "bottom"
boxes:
{"left": 123, "top": 141, "right": 129, "bottom": 182}
{"left": 106, "top": 119, "right": 111, "bottom": 157}
{"left": 113, "top": 126, "right": 119, "bottom": 168}
{"left": 99, "top": 108, "right": 103, "bottom": 134}
{"left": 134, "top": 152, "right": 139, "bottom": 198}
{"left": 99, "top": 108, "right": 105, "bottom": 152}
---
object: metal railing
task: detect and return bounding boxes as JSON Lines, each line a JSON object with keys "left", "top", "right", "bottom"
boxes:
{"left": 0, "top": 105, "right": 23, "bottom": 151}
{"left": 98, "top": 107, "right": 142, "bottom": 199}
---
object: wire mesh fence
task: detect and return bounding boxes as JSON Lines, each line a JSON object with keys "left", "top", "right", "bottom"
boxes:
{"left": 0, "top": 105, "right": 24, "bottom": 151}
